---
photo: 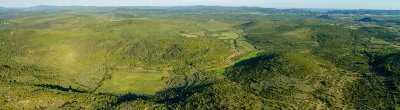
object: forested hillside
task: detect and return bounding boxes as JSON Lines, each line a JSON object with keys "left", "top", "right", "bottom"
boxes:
{"left": 0, "top": 6, "right": 399, "bottom": 109}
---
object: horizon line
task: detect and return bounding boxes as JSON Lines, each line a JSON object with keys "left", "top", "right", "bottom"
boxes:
{"left": 1, "top": 5, "right": 400, "bottom": 11}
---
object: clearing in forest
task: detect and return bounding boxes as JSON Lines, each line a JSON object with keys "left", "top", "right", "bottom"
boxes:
{"left": 98, "top": 69, "right": 169, "bottom": 95}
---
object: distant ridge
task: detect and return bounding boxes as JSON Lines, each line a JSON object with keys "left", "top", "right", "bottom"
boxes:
{"left": 327, "top": 9, "right": 400, "bottom": 15}
{"left": 0, "top": 5, "right": 387, "bottom": 11}
{"left": 356, "top": 17, "right": 379, "bottom": 22}
{"left": 30, "top": 5, "right": 97, "bottom": 9}
{"left": 1, "top": 5, "right": 399, "bottom": 15}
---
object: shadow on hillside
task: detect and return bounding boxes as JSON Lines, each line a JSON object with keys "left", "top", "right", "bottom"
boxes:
{"left": 154, "top": 83, "right": 214, "bottom": 104}
{"left": 35, "top": 84, "right": 87, "bottom": 93}
{"left": 1, "top": 65, "right": 11, "bottom": 70}
{"left": 111, "top": 92, "right": 150, "bottom": 106}
{"left": 108, "top": 83, "right": 213, "bottom": 106}
{"left": 368, "top": 52, "right": 400, "bottom": 91}
{"left": 232, "top": 54, "right": 277, "bottom": 68}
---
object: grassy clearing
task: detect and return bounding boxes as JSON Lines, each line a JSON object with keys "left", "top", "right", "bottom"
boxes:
{"left": 237, "top": 40, "right": 256, "bottom": 51}
{"left": 236, "top": 51, "right": 260, "bottom": 62}
{"left": 213, "top": 51, "right": 261, "bottom": 76}
{"left": 180, "top": 34, "right": 199, "bottom": 38}
{"left": 217, "top": 32, "right": 239, "bottom": 40}
{"left": 98, "top": 69, "right": 169, "bottom": 95}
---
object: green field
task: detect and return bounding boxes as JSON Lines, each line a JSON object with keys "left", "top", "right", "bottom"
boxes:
{"left": 98, "top": 69, "right": 169, "bottom": 95}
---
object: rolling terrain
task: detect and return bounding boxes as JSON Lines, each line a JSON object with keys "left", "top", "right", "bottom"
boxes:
{"left": 0, "top": 6, "right": 399, "bottom": 109}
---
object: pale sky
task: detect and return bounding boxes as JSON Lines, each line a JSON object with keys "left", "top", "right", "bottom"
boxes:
{"left": 0, "top": 0, "right": 399, "bottom": 9}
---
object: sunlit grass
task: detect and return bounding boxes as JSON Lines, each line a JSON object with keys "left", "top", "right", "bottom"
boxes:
{"left": 98, "top": 70, "right": 169, "bottom": 95}
{"left": 213, "top": 51, "right": 261, "bottom": 76}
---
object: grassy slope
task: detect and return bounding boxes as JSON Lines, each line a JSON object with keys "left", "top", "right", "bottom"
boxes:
{"left": 98, "top": 70, "right": 169, "bottom": 95}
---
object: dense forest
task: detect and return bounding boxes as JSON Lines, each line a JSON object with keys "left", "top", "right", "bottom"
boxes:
{"left": 0, "top": 6, "right": 399, "bottom": 109}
